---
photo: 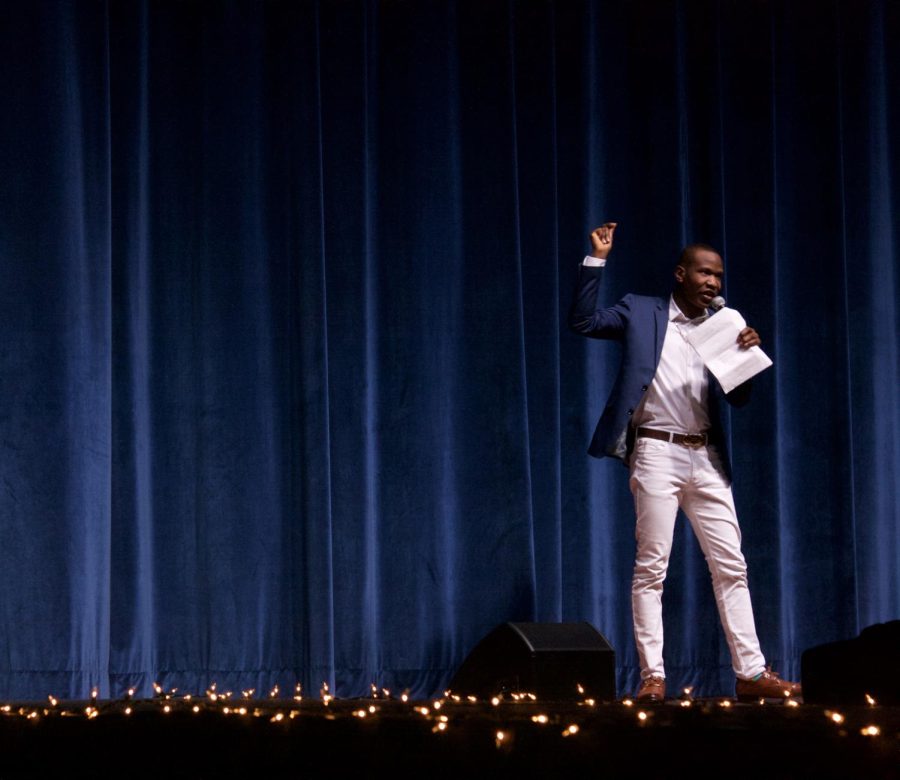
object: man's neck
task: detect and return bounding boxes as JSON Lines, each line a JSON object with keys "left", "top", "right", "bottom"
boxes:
{"left": 672, "top": 289, "right": 705, "bottom": 319}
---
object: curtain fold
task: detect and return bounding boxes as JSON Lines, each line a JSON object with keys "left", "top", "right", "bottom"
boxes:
{"left": 0, "top": 0, "right": 896, "bottom": 699}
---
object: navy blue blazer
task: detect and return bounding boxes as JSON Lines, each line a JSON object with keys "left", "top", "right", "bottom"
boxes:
{"left": 568, "top": 264, "right": 751, "bottom": 482}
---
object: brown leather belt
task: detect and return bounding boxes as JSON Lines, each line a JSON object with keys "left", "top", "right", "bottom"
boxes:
{"left": 636, "top": 427, "right": 708, "bottom": 449}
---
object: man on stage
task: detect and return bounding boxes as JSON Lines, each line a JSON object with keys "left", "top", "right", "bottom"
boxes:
{"left": 569, "top": 222, "right": 801, "bottom": 703}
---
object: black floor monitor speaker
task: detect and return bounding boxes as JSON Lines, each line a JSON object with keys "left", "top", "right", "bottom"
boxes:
{"left": 801, "top": 620, "right": 900, "bottom": 705}
{"left": 448, "top": 622, "right": 616, "bottom": 701}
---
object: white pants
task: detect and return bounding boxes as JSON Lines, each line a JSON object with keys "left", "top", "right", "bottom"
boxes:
{"left": 628, "top": 437, "right": 766, "bottom": 681}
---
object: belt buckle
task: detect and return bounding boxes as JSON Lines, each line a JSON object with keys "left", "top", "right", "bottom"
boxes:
{"left": 681, "top": 434, "right": 705, "bottom": 449}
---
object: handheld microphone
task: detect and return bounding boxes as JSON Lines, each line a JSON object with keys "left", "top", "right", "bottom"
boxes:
{"left": 709, "top": 296, "right": 726, "bottom": 312}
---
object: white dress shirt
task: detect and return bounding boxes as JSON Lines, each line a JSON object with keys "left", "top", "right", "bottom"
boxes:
{"left": 632, "top": 296, "right": 711, "bottom": 434}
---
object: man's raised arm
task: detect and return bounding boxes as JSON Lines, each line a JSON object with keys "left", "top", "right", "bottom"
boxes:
{"left": 568, "top": 222, "right": 630, "bottom": 338}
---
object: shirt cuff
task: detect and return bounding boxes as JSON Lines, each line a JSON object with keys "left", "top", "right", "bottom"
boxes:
{"left": 582, "top": 255, "right": 607, "bottom": 267}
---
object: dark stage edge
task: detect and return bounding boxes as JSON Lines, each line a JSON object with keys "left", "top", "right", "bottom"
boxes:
{"left": 0, "top": 697, "right": 897, "bottom": 778}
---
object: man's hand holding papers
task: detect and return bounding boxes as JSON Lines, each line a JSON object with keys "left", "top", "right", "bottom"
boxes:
{"left": 687, "top": 307, "right": 773, "bottom": 393}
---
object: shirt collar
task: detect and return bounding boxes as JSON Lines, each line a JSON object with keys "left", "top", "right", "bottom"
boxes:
{"left": 668, "top": 294, "right": 709, "bottom": 324}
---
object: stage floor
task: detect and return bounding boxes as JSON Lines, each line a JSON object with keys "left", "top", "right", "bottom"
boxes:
{"left": 0, "top": 694, "right": 897, "bottom": 777}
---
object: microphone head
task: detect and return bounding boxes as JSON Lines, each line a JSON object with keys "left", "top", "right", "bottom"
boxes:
{"left": 709, "top": 296, "right": 726, "bottom": 311}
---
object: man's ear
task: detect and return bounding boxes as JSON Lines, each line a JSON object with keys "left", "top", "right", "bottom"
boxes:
{"left": 674, "top": 264, "right": 686, "bottom": 283}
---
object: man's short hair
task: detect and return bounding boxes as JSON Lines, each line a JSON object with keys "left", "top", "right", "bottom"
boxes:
{"left": 678, "top": 243, "right": 720, "bottom": 268}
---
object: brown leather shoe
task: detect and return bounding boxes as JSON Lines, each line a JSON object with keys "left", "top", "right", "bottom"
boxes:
{"left": 735, "top": 668, "right": 802, "bottom": 702}
{"left": 636, "top": 675, "right": 666, "bottom": 702}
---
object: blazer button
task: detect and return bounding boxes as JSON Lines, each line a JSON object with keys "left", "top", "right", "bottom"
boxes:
{"left": 641, "top": 385, "right": 648, "bottom": 392}
{"left": 627, "top": 409, "right": 633, "bottom": 416}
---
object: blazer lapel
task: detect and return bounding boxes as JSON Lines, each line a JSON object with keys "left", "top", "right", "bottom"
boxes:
{"left": 653, "top": 298, "right": 668, "bottom": 367}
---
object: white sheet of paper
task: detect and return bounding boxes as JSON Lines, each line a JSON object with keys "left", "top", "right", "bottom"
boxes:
{"left": 686, "top": 307, "right": 773, "bottom": 394}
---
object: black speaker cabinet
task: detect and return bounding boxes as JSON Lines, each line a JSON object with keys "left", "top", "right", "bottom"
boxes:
{"left": 448, "top": 622, "right": 616, "bottom": 701}
{"left": 801, "top": 620, "right": 900, "bottom": 705}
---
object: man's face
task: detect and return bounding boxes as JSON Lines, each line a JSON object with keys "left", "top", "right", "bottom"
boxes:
{"left": 674, "top": 249, "right": 723, "bottom": 316}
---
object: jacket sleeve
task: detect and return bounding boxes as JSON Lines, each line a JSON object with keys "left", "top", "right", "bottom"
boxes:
{"left": 567, "top": 264, "right": 632, "bottom": 340}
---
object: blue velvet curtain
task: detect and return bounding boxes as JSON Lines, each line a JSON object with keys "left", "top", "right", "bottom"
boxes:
{"left": 0, "top": 0, "right": 896, "bottom": 700}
